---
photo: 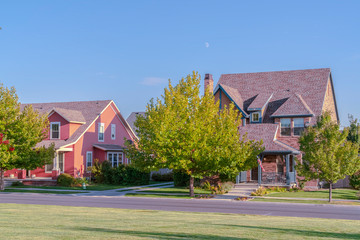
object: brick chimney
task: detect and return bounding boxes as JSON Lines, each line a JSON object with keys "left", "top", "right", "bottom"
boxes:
{"left": 204, "top": 73, "right": 213, "bottom": 94}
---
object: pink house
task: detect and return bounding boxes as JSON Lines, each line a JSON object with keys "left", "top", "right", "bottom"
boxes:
{"left": 5, "top": 100, "right": 137, "bottom": 180}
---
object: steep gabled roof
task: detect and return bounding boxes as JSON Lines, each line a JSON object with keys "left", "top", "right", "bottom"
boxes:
{"left": 214, "top": 84, "right": 248, "bottom": 117}
{"left": 49, "top": 108, "right": 86, "bottom": 123}
{"left": 239, "top": 124, "right": 300, "bottom": 154}
{"left": 126, "top": 112, "right": 146, "bottom": 136}
{"left": 271, "top": 93, "right": 314, "bottom": 118}
{"left": 248, "top": 92, "right": 273, "bottom": 111}
{"left": 21, "top": 100, "right": 113, "bottom": 149}
{"left": 217, "top": 68, "right": 332, "bottom": 124}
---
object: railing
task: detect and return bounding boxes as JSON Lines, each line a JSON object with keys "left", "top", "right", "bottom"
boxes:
{"left": 261, "top": 172, "right": 286, "bottom": 185}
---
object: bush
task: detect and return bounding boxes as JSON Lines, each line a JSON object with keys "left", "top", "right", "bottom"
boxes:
{"left": 92, "top": 160, "right": 150, "bottom": 186}
{"left": 251, "top": 187, "right": 269, "bottom": 196}
{"left": 222, "top": 181, "right": 234, "bottom": 192}
{"left": 11, "top": 181, "right": 24, "bottom": 187}
{"left": 350, "top": 172, "right": 360, "bottom": 190}
{"left": 57, "top": 173, "right": 76, "bottom": 187}
{"left": 151, "top": 172, "right": 173, "bottom": 181}
{"left": 269, "top": 186, "right": 287, "bottom": 192}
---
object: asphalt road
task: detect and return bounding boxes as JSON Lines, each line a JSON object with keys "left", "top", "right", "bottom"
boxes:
{"left": 1, "top": 193, "right": 359, "bottom": 220}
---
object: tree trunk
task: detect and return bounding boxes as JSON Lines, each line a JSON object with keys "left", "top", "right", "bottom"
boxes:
{"left": 0, "top": 168, "right": 4, "bottom": 191}
{"left": 329, "top": 182, "right": 333, "bottom": 203}
{"left": 189, "top": 176, "right": 194, "bottom": 197}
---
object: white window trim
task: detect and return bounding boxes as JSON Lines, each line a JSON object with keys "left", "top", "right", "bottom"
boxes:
{"left": 107, "top": 152, "right": 123, "bottom": 167}
{"left": 111, "top": 124, "right": 116, "bottom": 140}
{"left": 50, "top": 122, "right": 61, "bottom": 139}
{"left": 98, "top": 123, "right": 105, "bottom": 142}
{"left": 86, "top": 151, "right": 93, "bottom": 171}
{"left": 251, "top": 112, "right": 260, "bottom": 122}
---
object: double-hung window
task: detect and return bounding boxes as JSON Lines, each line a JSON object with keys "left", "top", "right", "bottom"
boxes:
{"left": 252, "top": 112, "right": 260, "bottom": 122}
{"left": 50, "top": 122, "right": 60, "bottom": 139}
{"left": 111, "top": 124, "right": 116, "bottom": 140}
{"left": 98, "top": 123, "right": 104, "bottom": 142}
{"left": 293, "top": 118, "right": 305, "bottom": 136}
{"left": 86, "top": 151, "right": 93, "bottom": 169}
{"left": 280, "top": 118, "right": 291, "bottom": 136}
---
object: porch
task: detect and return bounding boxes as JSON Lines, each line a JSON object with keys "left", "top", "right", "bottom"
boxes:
{"left": 236, "top": 153, "right": 298, "bottom": 187}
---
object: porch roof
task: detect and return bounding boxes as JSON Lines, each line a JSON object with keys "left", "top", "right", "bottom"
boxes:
{"left": 239, "top": 124, "right": 300, "bottom": 155}
{"left": 93, "top": 144, "right": 124, "bottom": 151}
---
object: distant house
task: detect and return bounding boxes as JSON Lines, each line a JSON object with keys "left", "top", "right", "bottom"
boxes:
{"left": 205, "top": 68, "right": 339, "bottom": 187}
{"left": 126, "top": 112, "right": 146, "bottom": 137}
{"left": 5, "top": 100, "right": 137, "bottom": 179}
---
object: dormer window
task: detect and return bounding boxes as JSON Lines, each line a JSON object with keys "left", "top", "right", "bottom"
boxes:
{"left": 50, "top": 122, "right": 60, "bottom": 139}
{"left": 251, "top": 112, "right": 260, "bottom": 122}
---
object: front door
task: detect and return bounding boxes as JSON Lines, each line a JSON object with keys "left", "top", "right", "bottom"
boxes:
{"left": 251, "top": 167, "right": 258, "bottom": 181}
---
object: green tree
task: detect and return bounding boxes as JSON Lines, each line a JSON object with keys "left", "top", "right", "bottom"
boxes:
{"left": 0, "top": 84, "right": 55, "bottom": 190}
{"left": 347, "top": 114, "right": 360, "bottom": 146}
{"left": 297, "top": 113, "right": 360, "bottom": 202}
{"left": 125, "top": 72, "right": 263, "bottom": 196}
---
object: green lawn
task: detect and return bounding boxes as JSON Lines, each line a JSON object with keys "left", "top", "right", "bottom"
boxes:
{"left": 252, "top": 198, "right": 360, "bottom": 205}
{"left": 267, "top": 188, "right": 359, "bottom": 200}
{"left": 0, "top": 203, "right": 359, "bottom": 239}
{"left": 0, "top": 189, "right": 88, "bottom": 194}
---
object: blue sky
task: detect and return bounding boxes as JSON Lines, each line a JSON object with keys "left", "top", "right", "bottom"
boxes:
{"left": 0, "top": 1, "right": 359, "bottom": 126}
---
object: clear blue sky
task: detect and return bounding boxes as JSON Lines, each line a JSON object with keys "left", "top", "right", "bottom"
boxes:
{"left": 1, "top": 1, "right": 359, "bottom": 126}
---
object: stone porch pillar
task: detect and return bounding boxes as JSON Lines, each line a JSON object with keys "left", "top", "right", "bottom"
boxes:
{"left": 258, "top": 155, "right": 263, "bottom": 185}
{"left": 285, "top": 154, "right": 290, "bottom": 185}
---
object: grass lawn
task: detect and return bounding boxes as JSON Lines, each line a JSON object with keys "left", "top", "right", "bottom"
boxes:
{"left": 9, "top": 181, "right": 172, "bottom": 191}
{"left": 0, "top": 203, "right": 359, "bottom": 239}
{"left": 0, "top": 189, "right": 88, "bottom": 194}
{"left": 267, "top": 188, "right": 359, "bottom": 200}
{"left": 252, "top": 198, "right": 360, "bottom": 206}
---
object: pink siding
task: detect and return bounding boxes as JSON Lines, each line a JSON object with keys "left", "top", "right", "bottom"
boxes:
{"left": 47, "top": 112, "right": 70, "bottom": 140}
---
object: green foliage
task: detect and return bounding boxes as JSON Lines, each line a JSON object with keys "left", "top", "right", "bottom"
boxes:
{"left": 349, "top": 172, "right": 360, "bottom": 190}
{"left": 11, "top": 181, "right": 24, "bottom": 187}
{"left": 251, "top": 187, "right": 269, "bottom": 196}
{"left": 151, "top": 172, "right": 173, "bottom": 181}
{"left": 125, "top": 72, "right": 263, "bottom": 196}
{"left": 89, "top": 159, "right": 103, "bottom": 183}
{"left": 57, "top": 173, "right": 76, "bottom": 187}
{"left": 173, "top": 170, "right": 200, "bottom": 187}
{"left": 0, "top": 84, "right": 55, "bottom": 190}
{"left": 347, "top": 115, "right": 360, "bottom": 146}
{"left": 94, "top": 161, "right": 150, "bottom": 185}
{"left": 268, "top": 186, "right": 287, "bottom": 192}
{"left": 297, "top": 112, "right": 360, "bottom": 202}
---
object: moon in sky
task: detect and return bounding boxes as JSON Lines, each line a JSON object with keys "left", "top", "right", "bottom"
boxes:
{"left": 205, "top": 42, "right": 210, "bottom": 48}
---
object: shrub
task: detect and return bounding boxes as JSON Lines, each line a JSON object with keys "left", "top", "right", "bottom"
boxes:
{"left": 202, "top": 181, "right": 212, "bottom": 191}
{"left": 173, "top": 170, "right": 200, "bottom": 187}
{"left": 269, "top": 186, "right": 287, "bottom": 192}
{"left": 251, "top": 187, "right": 269, "bottom": 196}
{"left": 350, "top": 172, "right": 360, "bottom": 190}
{"left": 151, "top": 172, "right": 173, "bottom": 181}
{"left": 222, "top": 181, "right": 234, "bottom": 192}
{"left": 90, "top": 159, "right": 104, "bottom": 183}
{"left": 92, "top": 160, "right": 150, "bottom": 186}
{"left": 11, "top": 181, "right": 24, "bottom": 187}
{"left": 57, "top": 173, "right": 76, "bottom": 187}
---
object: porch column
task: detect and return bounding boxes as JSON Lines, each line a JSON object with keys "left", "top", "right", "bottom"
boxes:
{"left": 258, "top": 155, "right": 263, "bottom": 185}
{"left": 285, "top": 154, "right": 290, "bottom": 185}
{"left": 236, "top": 173, "right": 240, "bottom": 184}
{"left": 52, "top": 152, "right": 59, "bottom": 180}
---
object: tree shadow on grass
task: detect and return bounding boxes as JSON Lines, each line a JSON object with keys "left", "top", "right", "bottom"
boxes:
{"left": 70, "top": 226, "right": 250, "bottom": 240}
{"left": 214, "top": 224, "right": 360, "bottom": 240}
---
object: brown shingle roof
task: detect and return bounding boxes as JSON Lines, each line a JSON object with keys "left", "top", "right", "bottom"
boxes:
{"left": 218, "top": 68, "right": 331, "bottom": 124}
{"left": 22, "top": 100, "right": 112, "bottom": 149}
{"left": 271, "top": 93, "right": 314, "bottom": 118}
{"left": 248, "top": 92, "right": 273, "bottom": 110}
{"left": 126, "top": 112, "right": 146, "bottom": 136}
{"left": 239, "top": 124, "right": 299, "bottom": 154}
